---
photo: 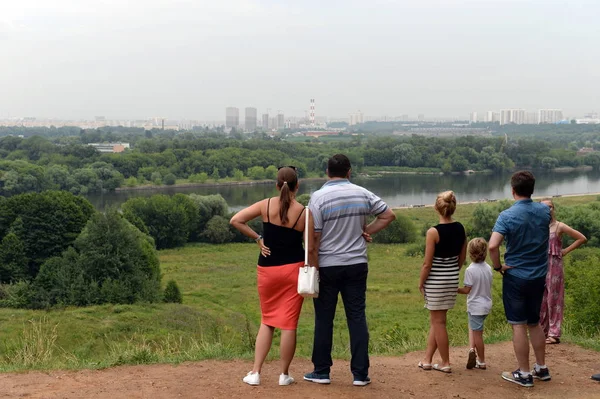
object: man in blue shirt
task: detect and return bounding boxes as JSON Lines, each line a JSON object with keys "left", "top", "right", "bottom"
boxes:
{"left": 489, "top": 171, "right": 551, "bottom": 388}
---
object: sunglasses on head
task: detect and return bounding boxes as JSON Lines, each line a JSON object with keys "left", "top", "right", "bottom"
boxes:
{"left": 278, "top": 165, "right": 297, "bottom": 171}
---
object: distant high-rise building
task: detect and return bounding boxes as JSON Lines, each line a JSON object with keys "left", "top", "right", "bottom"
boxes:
{"left": 245, "top": 107, "right": 257, "bottom": 131}
{"left": 470, "top": 112, "right": 478, "bottom": 123}
{"left": 277, "top": 113, "right": 284, "bottom": 129}
{"left": 226, "top": 107, "right": 239, "bottom": 128}
{"left": 525, "top": 112, "right": 538, "bottom": 124}
{"left": 418, "top": 114, "right": 425, "bottom": 121}
{"left": 401, "top": 114, "right": 409, "bottom": 121}
{"left": 538, "top": 109, "right": 564, "bottom": 124}
{"left": 310, "top": 99, "right": 315, "bottom": 127}
{"left": 500, "top": 109, "right": 525, "bottom": 125}
{"left": 349, "top": 110, "right": 364, "bottom": 126}
{"left": 262, "top": 113, "right": 269, "bottom": 129}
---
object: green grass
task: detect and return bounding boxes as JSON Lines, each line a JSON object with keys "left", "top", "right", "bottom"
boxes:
{"left": 0, "top": 194, "right": 599, "bottom": 372}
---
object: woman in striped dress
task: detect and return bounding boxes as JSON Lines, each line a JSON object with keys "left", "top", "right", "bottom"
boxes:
{"left": 418, "top": 191, "right": 467, "bottom": 373}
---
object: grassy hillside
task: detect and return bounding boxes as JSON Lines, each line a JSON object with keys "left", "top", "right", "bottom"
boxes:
{"left": 0, "top": 194, "right": 598, "bottom": 372}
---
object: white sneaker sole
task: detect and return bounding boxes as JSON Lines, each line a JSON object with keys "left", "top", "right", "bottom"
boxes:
{"left": 353, "top": 380, "right": 371, "bottom": 386}
{"left": 279, "top": 377, "right": 295, "bottom": 386}
{"left": 303, "top": 377, "right": 331, "bottom": 384}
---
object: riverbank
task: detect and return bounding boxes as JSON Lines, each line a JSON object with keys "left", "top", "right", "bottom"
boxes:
{"left": 115, "top": 177, "right": 328, "bottom": 192}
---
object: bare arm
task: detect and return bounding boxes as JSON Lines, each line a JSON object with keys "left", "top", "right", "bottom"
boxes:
{"left": 458, "top": 234, "right": 468, "bottom": 270}
{"left": 558, "top": 222, "right": 587, "bottom": 256}
{"left": 418, "top": 228, "right": 438, "bottom": 295}
{"left": 310, "top": 231, "right": 321, "bottom": 269}
{"left": 230, "top": 199, "right": 270, "bottom": 256}
{"left": 364, "top": 208, "right": 396, "bottom": 235}
{"left": 457, "top": 286, "right": 472, "bottom": 295}
{"left": 488, "top": 231, "right": 511, "bottom": 273}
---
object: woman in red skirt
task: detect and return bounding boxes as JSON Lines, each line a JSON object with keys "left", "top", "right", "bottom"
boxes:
{"left": 230, "top": 166, "right": 315, "bottom": 386}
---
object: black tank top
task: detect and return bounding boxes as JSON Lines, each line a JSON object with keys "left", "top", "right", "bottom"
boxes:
{"left": 257, "top": 199, "right": 305, "bottom": 267}
{"left": 433, "top": 222, "right": 466, "bottom": 258}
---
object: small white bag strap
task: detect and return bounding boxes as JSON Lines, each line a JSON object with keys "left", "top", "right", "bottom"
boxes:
{"left": 304, "top": 206, "right": 309, "bottom": 266}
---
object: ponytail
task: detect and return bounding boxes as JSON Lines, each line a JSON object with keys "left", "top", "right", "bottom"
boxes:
{"left": 279, "top": 182, "right": 293, "bottom": 224}
{"left": 276, "top": 166, "right": 298, "bottom": 224}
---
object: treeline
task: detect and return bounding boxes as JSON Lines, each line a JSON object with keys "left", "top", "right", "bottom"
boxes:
{"left": 2, "top": 129, "right": 600, "bottom": 196}
{"left": 0, "top": 191, "right": 196, "bottom": 309}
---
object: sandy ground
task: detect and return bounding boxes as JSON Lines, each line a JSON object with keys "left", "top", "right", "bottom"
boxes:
{"left": 1, "top": 342, "right": 599, "bottom": 399}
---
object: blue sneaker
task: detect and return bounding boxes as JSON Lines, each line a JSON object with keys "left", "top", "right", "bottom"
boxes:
{"left": 501, "top": 369, "right": 534, "bottom": 387}
{"left": 353, "top": 376, "right": 371, "bottom": 386}
{"left": 532, "top": 364, "right": 551, "bottom": 381}
{"left": 304, "top": 372, "right": 331, "bottom": 384}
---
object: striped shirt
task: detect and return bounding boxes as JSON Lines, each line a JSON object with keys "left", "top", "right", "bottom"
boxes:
{"left": 308, "top": 179, "right": 389, "bottom": 267}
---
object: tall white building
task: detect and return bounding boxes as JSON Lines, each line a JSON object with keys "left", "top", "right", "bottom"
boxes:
{"left": 225, "top": 107, "right": 239, "bottom": 128}
{"left": 244, "top": 107, "right": 257, "bottom": 131}
{"left": 470, "top": 112, "right": 478, "bottom": 123}
{"left": 500, "top": 109, "right": 526, "bottom": 125}
{"left": 538, "top": 109, "right": 564, "bottom": 124}
{"left": 525, "top": 112, "right": 538, "bottom": 124}
{"left": 349, "top": 110, "right": 364, "bottom": 126}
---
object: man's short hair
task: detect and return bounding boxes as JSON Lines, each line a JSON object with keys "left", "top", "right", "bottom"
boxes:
{"left": 327, "top": 154, "right": 351, "bottom": 178}
{"left": 511, "top": 170, "right": 535, "bottom": 197}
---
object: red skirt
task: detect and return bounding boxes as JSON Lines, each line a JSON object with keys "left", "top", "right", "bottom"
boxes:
{"left": 257, "top": 261, "right": 304, "bottom": 330}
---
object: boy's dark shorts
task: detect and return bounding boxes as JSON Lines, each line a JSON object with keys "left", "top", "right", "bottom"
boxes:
{"left": 502, "top": 273, "right": 546, "bottom": 325}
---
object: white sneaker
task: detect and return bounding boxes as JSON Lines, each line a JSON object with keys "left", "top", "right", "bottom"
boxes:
{"left": 279, "top": 374, "right": 295, "bottom": 386}
{"left": 243, "top": 371, "right": 260, "bottom": 386}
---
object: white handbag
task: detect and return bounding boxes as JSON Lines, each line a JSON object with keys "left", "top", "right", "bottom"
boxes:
{"left": 297, "top": 206, "right": 319, "bottom": 298}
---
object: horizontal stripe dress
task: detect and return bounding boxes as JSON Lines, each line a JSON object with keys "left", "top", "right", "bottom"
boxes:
{"left": 424, "top": 222, "right": 466, "bottom": 311}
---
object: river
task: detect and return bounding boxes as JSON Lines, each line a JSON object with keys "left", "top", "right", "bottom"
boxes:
{"left": 85, "top": 169, "right": 600, "bottom": 211}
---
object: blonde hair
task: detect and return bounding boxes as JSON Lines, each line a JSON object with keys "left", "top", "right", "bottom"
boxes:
{"left": 434, "top": 190, "right": 456, "bottom": 217}
{"left": 468, "top": 237, "right": 488, "bottom": 263}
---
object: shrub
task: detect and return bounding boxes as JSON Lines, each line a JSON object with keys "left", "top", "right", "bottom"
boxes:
{"left": 0, "top": 280, "right": 32, "bottom": 308}
{"left": 296, "top": 194, "right": 311, "bottom": 206}
{"left": 372, "top": 213, "right": 417, "bottom": 244}
{"left": 122, "top": 195, "right": 192, "bottom": 249}
{"left": 247, "top": 166, "right": 266, "bottom": 180}
{"left": 163, "top": 173, "right": 177, "bottom": 185}
{"left": 164, "top": 280, "right": 183, "bottom": 303}
{"left": 33, "top": 209, "right": 161, "bottom": 308}
{"left": 188, "top": 194, "right": 229, "bottom": 232}
{"left": 0, "top": 191, "right": 95, "bottom": 279}
{"left": 264, "top": 165, "right": 278, "bottom": 180}
{"left": 405, "top": 241, "right": 426, "bottom": 257}
{"left": 201, "top": 215, "right": 234, "bottom": 244}
{"left": 188, "top": 172, "right": 208, "bottom": 183}
{"left": 564, "top": 252, "right": 600, "bottom": 331}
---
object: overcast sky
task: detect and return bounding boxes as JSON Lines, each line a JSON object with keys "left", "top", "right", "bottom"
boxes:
{"left": 1, "top": 0, "right": 598, "bottom": 120}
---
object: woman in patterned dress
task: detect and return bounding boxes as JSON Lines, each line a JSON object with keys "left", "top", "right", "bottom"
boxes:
{"left": 539, "top": 199, "right": 587, "bottom": 344}
{"left": 418, "top": 191, "right": 467, "bottom": 373}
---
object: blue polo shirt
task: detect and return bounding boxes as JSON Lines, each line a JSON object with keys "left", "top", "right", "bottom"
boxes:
{"left": 492, "top": 199, "right": 551, "bottom": 280}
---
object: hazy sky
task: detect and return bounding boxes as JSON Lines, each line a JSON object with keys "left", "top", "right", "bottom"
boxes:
{"left": 1, "top": 0, "right": 598, "bottom": 120}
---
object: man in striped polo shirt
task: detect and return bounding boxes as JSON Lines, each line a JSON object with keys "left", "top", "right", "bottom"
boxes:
{"left": 304, "top": 154, "right": 396, "bottom": 387}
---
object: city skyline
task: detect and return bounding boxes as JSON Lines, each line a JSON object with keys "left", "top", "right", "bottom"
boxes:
{"left": 1, "top": 0, "right": 598, "bottom": 120}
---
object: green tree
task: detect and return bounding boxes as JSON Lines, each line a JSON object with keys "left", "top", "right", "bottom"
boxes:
{"left": 164, "top": 280, "right": 183, "bottom": 303}
{"left": 372, "top": 214, "right": 417, "bottom": 244}
{"left": 201, "top": 215, "right": 234, "bottom": 243}
{"left": 33, "top": 209, "right": 161, "bottom": 307}
{"left": 247, "top": 166, "right": 266, "bottom": 180}
{"left": 163, "top": 173, "right": 177, "bottom": 185}
{"left": 264, "top": 165, "right": 278, "bottom": 180}
{"left": 0, "top": 232, "right": 29, "bottom": 283}
{"left": 122, "top": 195, "right": 191, "bottom": 249}
{"left": 0, "top": 191, "right": 95, "bottom": 278}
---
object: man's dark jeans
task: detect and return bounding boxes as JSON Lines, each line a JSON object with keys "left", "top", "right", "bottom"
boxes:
{"left": 312, "top": 262, "right": 369, "bottom": 380}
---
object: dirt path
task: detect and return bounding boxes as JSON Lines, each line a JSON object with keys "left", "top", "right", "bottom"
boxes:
{"left": 1, "top": 342, "right": 598, "bottom": 399}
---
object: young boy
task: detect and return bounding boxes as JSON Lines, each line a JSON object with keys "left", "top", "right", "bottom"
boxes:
{"left": 458, "top": 237, "right": 493, "bottom": 370}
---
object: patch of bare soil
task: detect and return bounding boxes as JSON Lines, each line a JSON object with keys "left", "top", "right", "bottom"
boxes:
{"left": 1, "top": 342, "right": 599, "bottom": 399}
